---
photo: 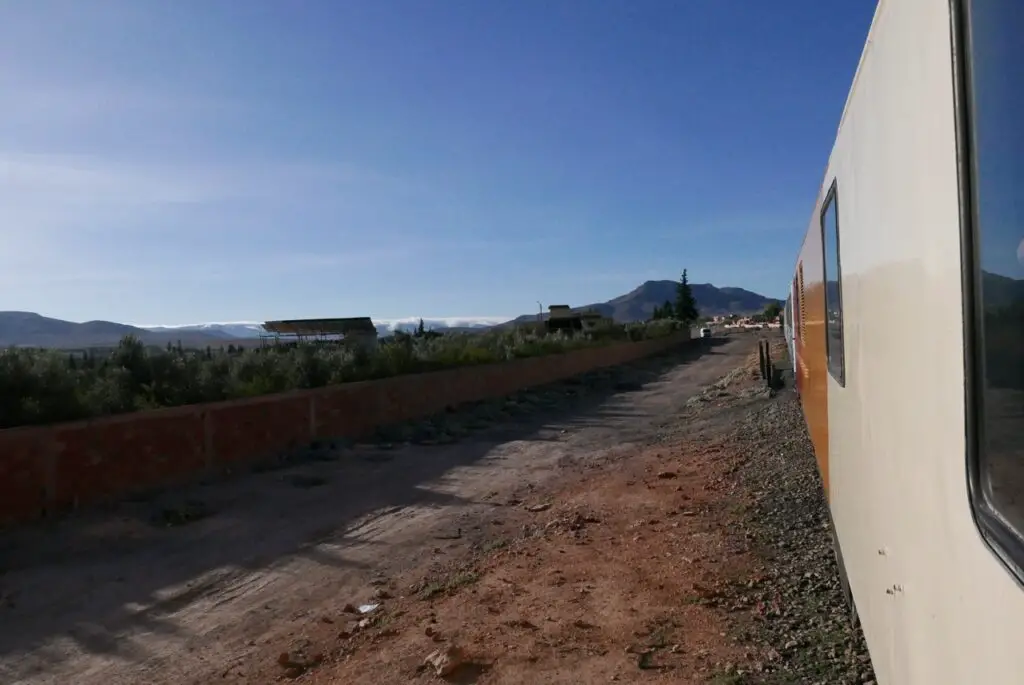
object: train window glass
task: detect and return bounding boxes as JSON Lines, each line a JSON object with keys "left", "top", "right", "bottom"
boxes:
{"left": 792, "top": 275, "right": 800, "bottom": 338}
{"left": 798, "top": 266, "right": 806, "bottom": 340}
{"left": 966, "top": 0, "right": 1024, "bottom": 552}
{"left": 821, "top": 185, "right": 846, "bottom": 385}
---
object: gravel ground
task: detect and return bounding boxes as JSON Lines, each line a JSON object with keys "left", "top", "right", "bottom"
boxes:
{"left": 683, "top": 340, "right": 876, "bottom": 685}
{"left": 711, "top": 395, "right": 874, "bottom": 685}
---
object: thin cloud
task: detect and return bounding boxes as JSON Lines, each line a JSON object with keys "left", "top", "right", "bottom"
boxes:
{"left": 374, "top": 316, "right": 511, "bottom": 329}
{"left": 0, "top": 152, "right": 417, "bottom": 210}
{"left": 133, "top": 320, "right": 264, "bottom": 328}
{"left": 0, "top": 152, "right": 225, "bottom": 207}
{"left": 0, "top": 150, "right": 560, "bottom": 265}
{"left": 4, "top": 84, "right": 234, "bottom": 123}
{"left": 0, "top": 150, "right": 432, "bottom": 287}
{"left": 0, "top": 248, "right": 421, "bottom": 288}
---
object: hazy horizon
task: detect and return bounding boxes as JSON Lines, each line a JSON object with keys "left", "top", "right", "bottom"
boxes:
{"left": 135, "top": 317, "right": 510, "bottom": 330}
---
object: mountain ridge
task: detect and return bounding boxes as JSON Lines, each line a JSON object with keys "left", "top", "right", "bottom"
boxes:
{"left": 502, "top": 280, "right": 781, "bottom": 326}
{"left": 0, "top": 281, "right": 781, "bottom": 349}
{"left": 0, "top": 311, "right": 232, "bottom": 350}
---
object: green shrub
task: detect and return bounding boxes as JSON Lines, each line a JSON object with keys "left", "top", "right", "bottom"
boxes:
{"left": 0, "top": 321, "right": 682, "bottom": 429}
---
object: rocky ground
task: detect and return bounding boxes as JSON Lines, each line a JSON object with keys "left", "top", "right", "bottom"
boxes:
{"left": 661, "top": 342, "right": 876, "bottom": 684}
{"left": 0, "top": 334, "right": 875, "bottom": 684}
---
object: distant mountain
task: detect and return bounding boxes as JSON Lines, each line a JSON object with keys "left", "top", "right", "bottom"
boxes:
{"left": 604, "top": 281, "right": 780, "bottom": 319}
{"left": 502, "top": 281, "right": 782, "bottom": 326}
{"left": 981, "top": 271, "right": 1024, "bottom": 310}
{"left": 0, "top": 312, "right": 235, "bottom": 350}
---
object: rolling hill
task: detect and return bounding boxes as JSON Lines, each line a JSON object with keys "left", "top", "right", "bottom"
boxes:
{"left": 0, "top": 312, "right": 237, "bottom": 350}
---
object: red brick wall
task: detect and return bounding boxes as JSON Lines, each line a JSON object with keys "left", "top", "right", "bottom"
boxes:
{"left": 0, "top": 333, "right": 690, "bottom": 525}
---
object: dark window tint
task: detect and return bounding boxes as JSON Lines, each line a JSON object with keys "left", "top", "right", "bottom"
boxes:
{"left": 967, "top": 0, "right": 1024, "bottom": 556}
{"left": 821, "top": 185, "right": 846, "bottom": 385}
{"left": 794, "top": 266, "right": 802, "bottom": 337}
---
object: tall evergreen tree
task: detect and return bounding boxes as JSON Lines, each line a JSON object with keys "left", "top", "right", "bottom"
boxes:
{"left": 674, "top": 269, "right": 699, "bottom": 324}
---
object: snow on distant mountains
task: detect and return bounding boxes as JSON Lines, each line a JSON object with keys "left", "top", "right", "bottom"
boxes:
{"left": 140, "top": 318, "right": 507, "bottom": 339}
{"left": 371, "top": 317, "right": 506, "bottom": 335}
{"left": 140, "top": 322, "right": 267, "bottom": 339}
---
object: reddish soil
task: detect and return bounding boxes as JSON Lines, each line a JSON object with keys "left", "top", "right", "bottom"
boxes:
{"left": 292, "top": 439, "right": 758, "bottom": 685}
{"left": 0, "top": 332, "right": 778, "bottom": 685}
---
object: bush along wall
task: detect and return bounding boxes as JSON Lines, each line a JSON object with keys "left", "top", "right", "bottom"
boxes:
{"left": 0, "top": 329, "right": 692, "bottom": 525}
{"left": 0, "top": 320, "right": 684, "bottom": 430}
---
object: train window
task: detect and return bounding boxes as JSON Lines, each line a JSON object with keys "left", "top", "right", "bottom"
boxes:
{"left": 792, "top": 274, "right": 800, "bottom": 339}
{"left": 798, "top": 266, "right": 806, "bottom": 340}
{"left": 964, "top": 0, "right": 1024, "bottom": 572}
{"left": 821, "top": 183, "right": 845, "bottom": 386}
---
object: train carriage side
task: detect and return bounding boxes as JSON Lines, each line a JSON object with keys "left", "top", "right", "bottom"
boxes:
{"left": 783, "top": 288, "right": 795, "bottom": 377}
{"left": 792, "top": 1, "right": 1024, "bottom": 684}
{"left": 795, "top": 212, "right": 830, "bottom": 494}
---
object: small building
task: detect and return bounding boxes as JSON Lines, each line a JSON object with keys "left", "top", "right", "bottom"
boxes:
{"left": 544, "top": 305, "right": 578, "bottom": 333}
{"left": 579, "top": 310, "right": 610, "bottom": 332}
{"left": 544, "top": 305, "right": 612, "bottom": 334}
{"left": 548, "top": 305, "right": 574, "bottom": 319}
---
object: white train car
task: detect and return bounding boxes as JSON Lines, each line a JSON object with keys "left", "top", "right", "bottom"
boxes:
{"left": 784, "top": 288, "right": 796, "bottom": 371}
{"left": 791, "top": 1, "right": 1024, "bottom": 683}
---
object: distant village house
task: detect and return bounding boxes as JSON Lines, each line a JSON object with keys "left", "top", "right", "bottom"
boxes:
{"left": 545, "top": 305, "right": 612, "bottom": 334}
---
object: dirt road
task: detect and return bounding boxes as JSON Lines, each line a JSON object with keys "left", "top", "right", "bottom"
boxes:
{"left": 0, "top": 334, "right": 761, "bottom": 685}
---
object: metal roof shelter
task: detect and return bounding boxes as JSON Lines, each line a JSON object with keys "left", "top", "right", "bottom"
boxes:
{"left": 260, "top": 317, "right": 378, "bottom": 346}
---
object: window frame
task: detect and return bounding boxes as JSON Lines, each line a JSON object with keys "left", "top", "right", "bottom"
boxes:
{"left": 798, "top": 265, "right": 806, "bottom": 340}
{"left": 820, "top": 180, "right": 847, "bottom": 387}
{"left": 954, "top": 0, "right": 1024, "bottom": 585}
{"left": 793, "top": 274, "right": 800, "bottom": 339}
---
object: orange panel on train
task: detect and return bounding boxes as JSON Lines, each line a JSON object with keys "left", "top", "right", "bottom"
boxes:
{"left": 795, "top": 221, "right": 830, "bottom": 498}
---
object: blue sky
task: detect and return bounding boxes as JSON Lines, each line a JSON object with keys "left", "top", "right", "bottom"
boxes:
{"left": 1, "top": 0, "right": 875, "bottom": 326}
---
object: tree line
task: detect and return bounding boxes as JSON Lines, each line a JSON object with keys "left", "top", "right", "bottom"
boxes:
{"left": 0, "top": 320, "right": 681, "bottom": 430}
